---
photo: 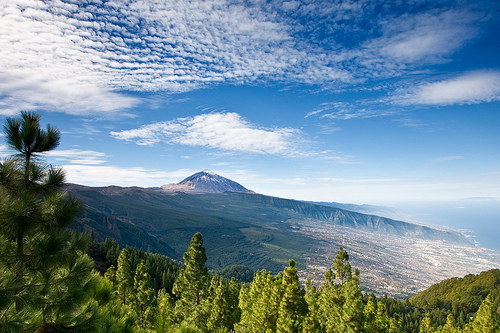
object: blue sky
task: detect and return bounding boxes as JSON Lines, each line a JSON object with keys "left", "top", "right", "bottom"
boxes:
{"left": 1, "top": 0, "right": 499, "bottom": 217}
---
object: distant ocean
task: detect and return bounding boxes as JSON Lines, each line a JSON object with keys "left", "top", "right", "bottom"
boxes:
{"left": 393, "top": 200, "right": 500, "bottom": 252}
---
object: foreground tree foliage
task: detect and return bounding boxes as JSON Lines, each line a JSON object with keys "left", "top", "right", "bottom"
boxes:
{"left": 0, "top": 112, "right": 109, "bottom": 331}
{"left": 2, "top": 112, "right": 499, "bottom": 332}
{"left": 92, "top": 235, "right": 500, "bottom": 333}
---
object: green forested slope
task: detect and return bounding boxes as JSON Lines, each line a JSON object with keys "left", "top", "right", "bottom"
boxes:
{"left": 89, "top": 234, "right": 500, "bottom": 333}
{"left": 67, "top": 183, "right": 472, "bottom": 277}
{"left": 67, "top": 184, "right": 322, "bottom": 273}
{"left": 409, "top": 269, "right": 500, "bottom": 327}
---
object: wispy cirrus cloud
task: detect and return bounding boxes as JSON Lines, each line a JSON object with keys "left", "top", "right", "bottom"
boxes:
{"left": 0, "top": 144, "right": 10, "bottom": 159}
{"left": 45, "top": 149, "right": 108, "bottom": 165}
{"left": 430, "top": 156, "right": 463, "bottom": 163}
{"left": 111, "top": 112, "right": 309, "bottom": 157}
{"left": 3, "top": 147, "right": 110, "bottom": 166}
{"left": 305, "top": 101, "right": 397, "bottom": 120}
{"left": 306, "top": 70, "right": 500, "bottom": 124}
{"left": 363, "top": 9, "right": 480, "bottom": 67}
{"left": 394, "top": 71, "right": 500, "bottom": 106}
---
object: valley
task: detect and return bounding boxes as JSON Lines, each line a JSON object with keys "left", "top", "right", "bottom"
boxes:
{"left": 293, "top": 218, "right": 500, "bottom": 297}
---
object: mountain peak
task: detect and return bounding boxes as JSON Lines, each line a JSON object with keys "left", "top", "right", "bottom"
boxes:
{"left": 160, "top": 170, "right": 254, "bottom": 194}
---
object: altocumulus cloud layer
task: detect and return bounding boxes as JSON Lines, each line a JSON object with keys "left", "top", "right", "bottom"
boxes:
{"left": 1, "top": 0, "right": 498, "bottom": 115}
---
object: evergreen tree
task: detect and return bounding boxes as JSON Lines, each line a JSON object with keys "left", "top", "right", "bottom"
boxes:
{"left": 104, "top": 264, "right": 117, "bottom": 286}
{"left": 260, "top": 271, "right": 285, "bottom": 332}
{"left": 105, "top": 239, "right": 120, "bottom": 266}
{"left": 94, "top": 302, "right": 136, "bottom": 333}
{"left": 319, "top": 264, "right": 344, "bottom": 332}
{"left": 419, "top": 314, "right": 435, "bottom": 333}
{"left": 365, "top": 296, "right": 389, "bottom": 333}
{"left": 302, "top": 278, "right": 322, "bottom": 333}
{"left": 206, "top": 276, "right": 241, "bottom": 331}
{"left": 316, "top": 247, "right": 365, "bottom": 333}
{"left": 470, "top": 293, "right": 500, "bottom": 333}
{"left": 131, "top": 260, "right": 156, "bottom": 330}
{"left": 236, "top": 269, "right": 283, "bottom": 333}
{"left": 334, "top": 247, "right": 352, "bottom": 285}
{"left": 439, "top": 314, "right": 459, "bottom": 333}
{"left": 172, "top": 232, "right": 210, "bottom": 328}
{"left": 377, "top": 301, "right": 390, "bottom": 332}
{"left": 388, "top": 313, "right": 404, "bottom": 333}
{"left": 2, "top": 112, "right": 62, "bottom": 282}
{"left": 276, "top": 259, "right": 307, "bottom": 333}
{"left": 0, "top": 112, "right": 103, "bottom": 331}
{"left": 115, "top": 248, "right": 134, "bottom": 306}
{"left": 155, "top": 288, "right": 175, "bottom": 332}
{"left": 236, "top": 270, "right": 266, "bottom": 332}
{"left": 339, "top": 269, "right": 364, "bottom": 333}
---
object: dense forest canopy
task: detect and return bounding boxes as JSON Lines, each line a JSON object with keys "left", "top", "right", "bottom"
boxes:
{"left": 0, "top": 112, "right": 499, "bottom": 332}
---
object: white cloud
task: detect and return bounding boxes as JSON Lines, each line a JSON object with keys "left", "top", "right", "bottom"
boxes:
{"left": 0, "top": 0, "right": 351, "bottom": 115}
{"left": 307, "top": 71, "right": 500, "bottom": 124}
{"left": 0, "top": 144, "right": 10, "bottom": 159}
{"left": 307, "top": 101, "right": 398, "bottom": 120}
{"left": 376, "top": 9, "right": 478, "bottom": 64}
{"left": 62, "top": 164, "right": 195, "bottom": 187}
{"left": 0, "top": 0, "right": 494, "bottom": 115}
{"left": 397, "top": 71, "right": 500, "bottom": 106}
{"left": 0, "top": 72, "right": 140, "bottom": 116}
{"left": 111, "top": 112, "right": 309, "bottom": 157}
{"left": 45, "top": 149, "right": 108, "bottom": 165}
{"left": 430, "top": 156, "right": 463, "bottom": 163}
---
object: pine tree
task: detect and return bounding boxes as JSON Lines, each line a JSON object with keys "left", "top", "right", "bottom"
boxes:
{"left": 276, "top": 259, "right": 307, "bottom": 333}
{"left": 236, "top": 269, "right": 283, "bottom": 333}
{"left": 104, "top": 265, "right": 117, "bottom": 286}
{"left": 155, "top": 289, "right": 175, "bottom": 333}
{"left": 236, "top": 270, "right": 266, "bottom": 332}
{"left": 471, "top": 293, "right": 500, "bottom": 333}
{"left": 172, "top": 232, "right": 210, "bottom": 328}
{"left": 131, "top": 260, "right": 156, "bottom": 330}
{"left": 339, "top": 269, "right": 364, "bottom": 333}
{"left": 440, "top": 314, "right": 459, "bottom": 333}
{"left": 319, "top": 267, "right": 344, "bottom": 332}
{"left": 94, "top": 302, "right": 136, "bottom": 333}
{"left": 260, "top": 271, "right": 285, "bottom": 332}
{"left": 206, "top": 276, "right": 241, "bottom": 331}
{"left": 419, "top": 314, "right": 434, "bottom": 333}
{"left": 334, "top": 247, "right": 352, "bottom": 285}
{"left": 365, "top": 296, "right": 389, "bottom": 333}
{"left": 388, "top": 313, "right": 404, "bottom": 333}
{"left": 302, "top": 278, "right": 322, "bottom": 333}
{"left": 27, "top": 232, "right": 101, "bottom": 331}
{"left": 2, "top": 112, "right": 62, "bottom": 283}
{"left": 0, "top": 112, "right": 103, "bottom": 331}
{"left": 106, "top": 239, "right": 120, "bottom": 266}
{"left": 115, "top": 248, "right": 134, "bottom": 306}
{"left": 374, "top": 301, "right": 390, "bottom": 332}
{"left": 317, "top": 247, "right": 364, "bottom": 333}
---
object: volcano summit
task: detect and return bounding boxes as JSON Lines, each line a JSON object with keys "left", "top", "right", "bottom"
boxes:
{"left": 160, "top": 170, "right": 255, "bottom": 194}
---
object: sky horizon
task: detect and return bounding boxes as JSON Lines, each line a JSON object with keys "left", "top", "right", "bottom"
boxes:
{"left": 1, "top": 0, "right": 499, "bottom": 236}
